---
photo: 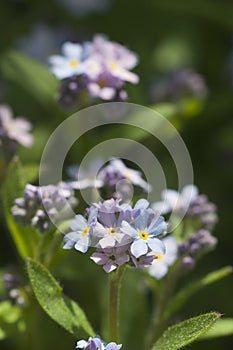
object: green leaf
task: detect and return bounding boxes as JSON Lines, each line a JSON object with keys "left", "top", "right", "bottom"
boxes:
{"left": 2, "top": 157, "right": 40, "bottom": 259}
{"left": 0, "top": 50, "right": 58, "bottom": 107}
{"left": 164, "top": 266, "right": 233, "bottom": 319}
{"left": 151, "top": 312, "right": 220, "bottom": 350}
{"left": 21, "top": 163, "right": 38, "bottom": 184}
{"left": 200, "top": 318, "right": 233, "bottom": 339}
{"left": 27, "top": 258, "right": 95, "bottom": 337}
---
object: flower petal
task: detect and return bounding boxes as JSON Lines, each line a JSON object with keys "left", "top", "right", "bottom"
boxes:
{"left": 148, "top": 238, "right": 165, "bottom": 254}
{"left": 130, "top": 239, "right": 148, "bottom": 258}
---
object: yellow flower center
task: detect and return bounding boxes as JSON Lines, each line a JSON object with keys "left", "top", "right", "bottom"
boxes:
{"left": 155, "top": 254, "right": 163, "bottom": 261}
{"left": 138, "top": 230, "right": 149, "bottom": 240}
{"left": 69, "top": 59, "right": 79, "bottom": 68}
{"left": 81, "top": 227, "right": 90, "bottom": 237}
{"left": 108, "top": 227, "right": 117, "bottom": 235}
{"left": 109, "top": 61, "right": 119, "bottom": 70}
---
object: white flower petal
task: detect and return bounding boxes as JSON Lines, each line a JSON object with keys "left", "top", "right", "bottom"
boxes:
{"left": 149, "top": 261, "right": 168, "bottom": 280}
{"left": 148, "top": 238, "right": 165, "bottom": 254}
{"left": 99, "top": 235, "right": 116, "bottom": 248}
{"left": 131, "top": 239, "right": 148, "bottom": 258}
{"left": 181, "top": 185, "right": 199, "bottom": 204}
{"left": 62, "top": 42, "right": 83, "bottom": 58}
{"left": 70, "top": 215, "right": 87, "bottom": 230}
{"left": 120, "top": 221, "right": 137, "bottom": 238}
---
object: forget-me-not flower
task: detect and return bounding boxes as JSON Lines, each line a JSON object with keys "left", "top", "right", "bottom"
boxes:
{"left": 76, "top": 336, "right": 122, "bottom": 350}
{"left": 100, "top": 158, "right": 152, "bottom": 193}
{"left": 63, "top": 207, "right": 98, "bottom": 252}
{"left": 68, "top": 158, "right": 105, "bottom": 190}
{"left": 148, "top": 235, "right": 178, "bottom": 279}
{"left": 49, "top": 42, "right": 88, "bottom": 80}
{"left": 120, "top": 209, "right": 167, "bottom": 258}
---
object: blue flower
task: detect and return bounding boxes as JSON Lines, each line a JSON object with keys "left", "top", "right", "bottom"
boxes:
{"left": 93, "top": 199, "right": 128, "bottom": 248}
{"left": 121, "top": 209, "right": 167, "bottom": 258}
{"left": 49, "top": 42, "right": 87, "bottom": 80}
{"left": 68, "top": 158, "right": 105, "bottom": 190}
{"left": 63, "top": 207, "right": 98, "bottom": 253}
{"left": 148, "top": 235, "right": 178, "bottom": 279}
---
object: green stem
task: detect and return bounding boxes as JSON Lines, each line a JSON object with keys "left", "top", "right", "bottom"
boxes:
{"left": 145, "top": 261, "right": 182, "bottom": 349}
{"left": 108, "top": 265, "right": 125, "bottom": 342}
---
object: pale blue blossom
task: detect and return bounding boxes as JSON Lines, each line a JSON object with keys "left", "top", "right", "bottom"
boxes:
{"left": 120, "top": 210, "right": 167, "bottom": 258}
{"left": 68, "top": 158, "right": 105, "bottom": 190}
{"left": 49, "top": 42, "right": 87, "bottom": 80}
{"left": 63, "top": 207, "right": 98, "bottom": 253}
{"left": 148, "top": 235, "right": 178, "bottom": 279}
{"left": 152, "top": 185, "right": 218, "bottom": 229}
{"left": 152, "top": 185, "right": 199, "bottom": 215}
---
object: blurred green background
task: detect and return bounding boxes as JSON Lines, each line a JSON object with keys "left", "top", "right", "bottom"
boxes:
{"left": 0, "top": 0, "right": 233, "bottom": 349}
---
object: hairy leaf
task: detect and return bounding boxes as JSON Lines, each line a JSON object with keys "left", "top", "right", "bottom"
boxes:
{"left": 152, "top": 312, "right": 220, "bottom": 350}
{"left": 27, "top": 258, "right": 95, "bottom": 337}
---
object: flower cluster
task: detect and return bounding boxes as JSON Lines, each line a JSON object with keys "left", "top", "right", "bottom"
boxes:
{"left": 64, "top": 198, "right": 167, "bottom": 273}
{"left": 0, "top": 104, "right": 34, "bottom": 158}
{"left": 178, "top": 229, "right": 217, "bottom": 270}
{"left": 152, "top": 184, "right": 218, "bottom": 230}
{"left": 147, "top": 185, "right": 218, "bottom": 279}
{"left": 11, "top": 182, "right": 77, "bottom": 232}
{"left": 68, "top": 158, "right": 151, "bottom": 199}
{"left": 48, "top": 35, "right": 139, "bottom": 108}
{"left": 76, "top": 336, "right": 121, "bottom": 350}
{"left": 150, "top": 68, "right": 208, "bottom": 103}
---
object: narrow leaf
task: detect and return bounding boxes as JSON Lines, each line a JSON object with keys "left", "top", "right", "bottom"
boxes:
{"left": 200, "top": 318, "right": 233, "bottom": 339}
{"left": 0, "top": 50, "right": 58, "bottom": 107}
{"left": 152, "top": 312, "right": 220, "bottom": 350}
{"left": 27, "top": 258, "right": 95, "bottom": 337}
{"left": 164, "top": 266, "right": 232, "bottom": 319}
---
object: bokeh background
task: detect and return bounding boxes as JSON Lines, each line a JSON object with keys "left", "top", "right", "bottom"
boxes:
{"left": 0, "top": 0, "right": 233, "bottom": 349}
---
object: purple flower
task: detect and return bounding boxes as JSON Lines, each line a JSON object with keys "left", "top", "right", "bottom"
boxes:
{"left": 76, "top": 337, "right": 122, "bottom": 350}
{"left": 48, "top": 34, "right": 139, "bottom": 107}
{"left": 91, "top": 34, "right": 139, "bottom": 84}
{"left": 150, "top": 68, "right": 208, "bottom": 103}
{"left": 11, "top": 182, "right": 77, "bottom": 232}
{"left": 93, "top": 199, "right": 128, "bottom": 248}
{"left": 131, "top": 250, "right": 155, "bottom": 269}
{"left": 91, "top": 244, "right": 130, "bottom": 273}
{"left": 99, "top": 158, "right": 152, "bottom": 194}
{"left": 76, "top": 336, "right": 102, "bottom": 350}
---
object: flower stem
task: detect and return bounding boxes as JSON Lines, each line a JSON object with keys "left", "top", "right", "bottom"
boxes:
{"left": 108, "top": 265, "right": 125, "bottom": 342}
{"left": 145, "top": 261, "right": 182, "bottom": 349}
